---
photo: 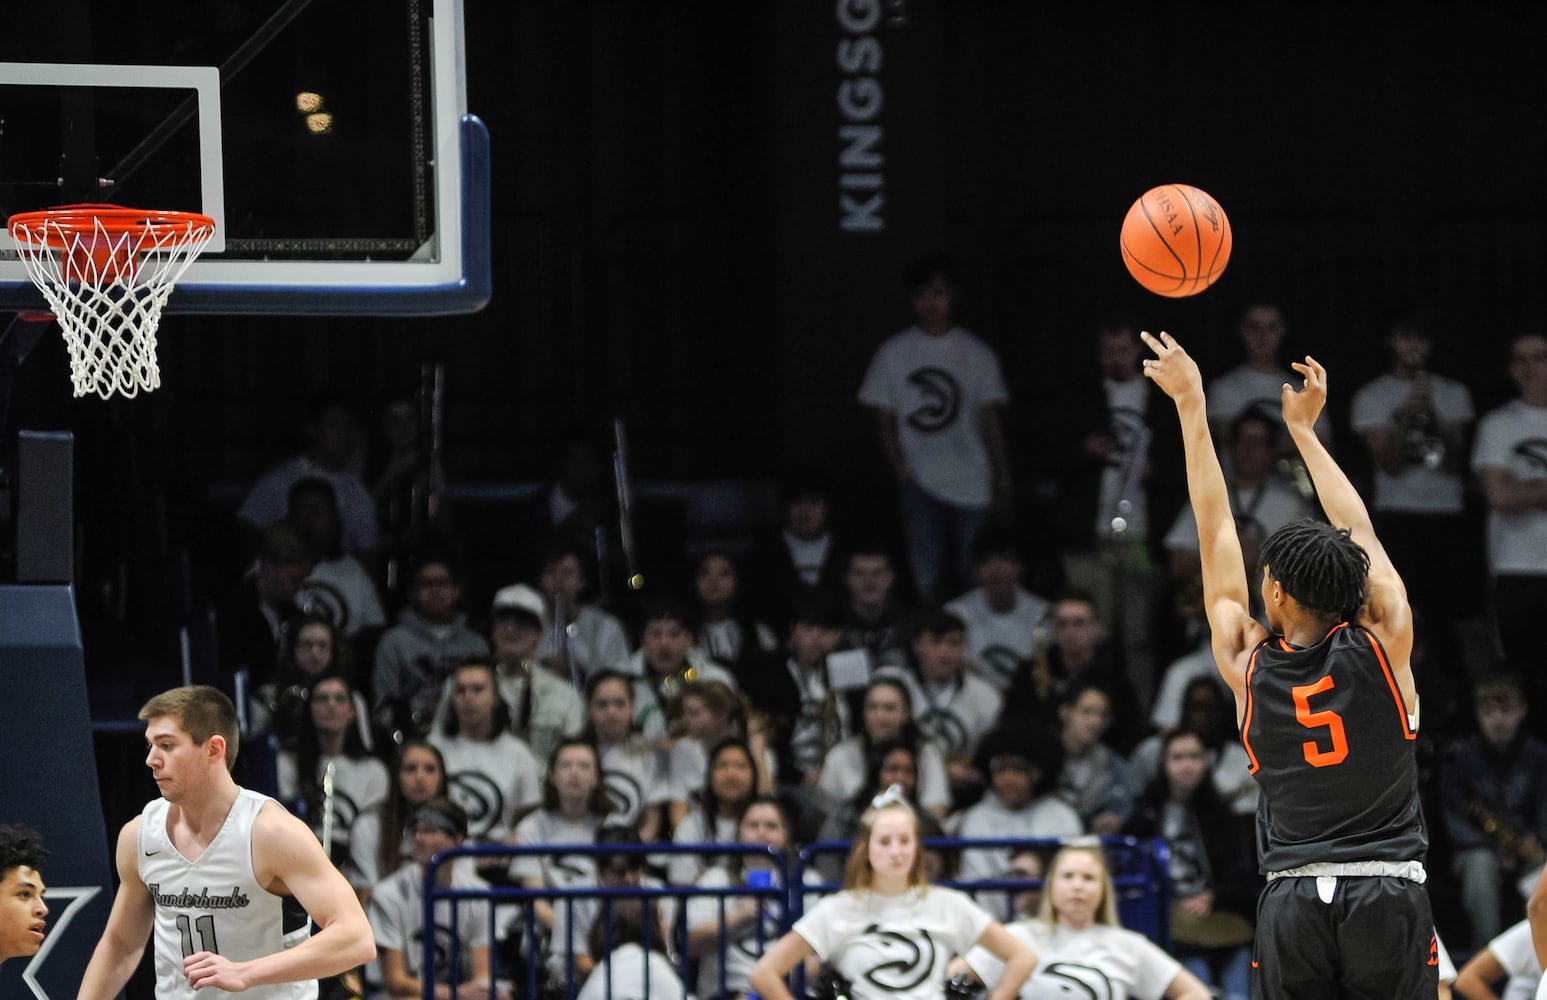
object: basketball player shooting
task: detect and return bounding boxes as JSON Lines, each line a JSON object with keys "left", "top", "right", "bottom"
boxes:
{"left": 1141, "top": 332, "right": 1434, "bottom": 999}
{"left": 77, "top": 686, "right": 375, "bottom": 1000}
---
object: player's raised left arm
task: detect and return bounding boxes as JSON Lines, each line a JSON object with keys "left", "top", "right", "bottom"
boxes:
{"left": 1282, "top": 357, "right": 1414, "bottom": 659}
{"left": 183, "top": 802, "right": 375, "bottom": 992}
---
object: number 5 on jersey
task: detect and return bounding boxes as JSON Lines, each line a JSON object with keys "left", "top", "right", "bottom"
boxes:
{"left": 1293, "top": 675, "right": 1349, "bottom": 767}
{"left": 176, "top": 914, "right": 220, "bottom": 958}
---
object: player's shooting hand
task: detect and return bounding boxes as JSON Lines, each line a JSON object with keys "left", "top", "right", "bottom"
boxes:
{"left": 184, "top": 951, "right": 253, "bottom": 993}
{"left": 1284, "top": 356, "right": 1328, "bottom": 430}
{"left": 1139, "top": 331, "right": 1203, "bottom": 403}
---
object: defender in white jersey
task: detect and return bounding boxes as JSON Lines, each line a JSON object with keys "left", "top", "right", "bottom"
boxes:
{"left": 78, "top": 685, "right": 375, "bottom": 1000}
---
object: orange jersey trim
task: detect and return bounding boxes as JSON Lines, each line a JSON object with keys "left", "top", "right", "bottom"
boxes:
{"left": 1241, "top": 645, "right": 1263, "bottom": 774}
{"left": 1363, "top": 628, "right": 1418, "bottom": 740}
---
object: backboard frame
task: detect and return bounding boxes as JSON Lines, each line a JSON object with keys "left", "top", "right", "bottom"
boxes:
{"left": 0, "top": 0, "right": 490, "bottom": 317}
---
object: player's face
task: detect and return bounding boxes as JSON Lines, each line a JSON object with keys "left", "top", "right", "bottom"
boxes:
{"left": 1259, "top": 566, "right": 1283, "bottom": 632}
{"left": 866, "top": 809, "right": 917, "bottom": 883}
{"left": 863, "top": 686, "right": 907, "bottom": 741}
{"left": 1163, "top": 734, "right": 1208, "bottom": 798}
{"left": 709, "top": 749, "right": 755, "bottom": 805}
{"left": 144, "top": 716, "right": 209, "bottom": 801}
{"left": 0, "top": 866, "right": 47, "bottom": 961}
{"left": 1048, "top": 851, "right": 1105, "bottom": 929}
{"left": 588, "top": 680, "right": 634, "bottom": 743}
{"left": 451, "top": 668, "right": 497, "bottom": 728}
{"left": 641, "top": 620, "right": 692, "bottom": 675}
{"left": 308, "top": 679, "right": 355, "bottom": 735}
{"left": 398, "top": 747, "right": 443, "bottom": 804}
{"left": 878, "top": 748, "right": 917, "bottom": 797}
{"left": 695, "top": 556, "right": 736, "bottom": 608}
{"left": 912, "top": 630, "right": 965, "bottom": 684}
{"left": 739, "top": 803, "right": 787, "bottom": 850}
{"left": 293, "top": 622, "right": 334, "bottom": 675}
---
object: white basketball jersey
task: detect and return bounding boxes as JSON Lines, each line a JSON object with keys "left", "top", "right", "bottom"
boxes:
{"left": 139, "top": 788, "right": 315, "bottom": 1000}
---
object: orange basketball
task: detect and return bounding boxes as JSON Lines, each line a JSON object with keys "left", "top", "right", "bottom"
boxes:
{"left": 1120, "top": 184, "right": 1232, "bottom": 297}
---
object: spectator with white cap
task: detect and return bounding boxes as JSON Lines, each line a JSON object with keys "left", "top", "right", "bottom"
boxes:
{"left": 429, "top": 581, "right": 584, "bottom": 764}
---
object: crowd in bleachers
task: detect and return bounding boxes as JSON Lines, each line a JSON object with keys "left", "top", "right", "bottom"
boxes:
{"left": 206, "top": 266, "right": 1547, "bottom": 1000}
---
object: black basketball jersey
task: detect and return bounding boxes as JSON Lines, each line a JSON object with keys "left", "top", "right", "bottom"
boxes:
{"left": 1241, "top": 622, "right": 1426, "bottom": 873}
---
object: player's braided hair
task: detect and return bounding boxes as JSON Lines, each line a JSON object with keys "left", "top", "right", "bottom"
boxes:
{"left": 1259, "top": 518, "right": 1370, "bottom": 622}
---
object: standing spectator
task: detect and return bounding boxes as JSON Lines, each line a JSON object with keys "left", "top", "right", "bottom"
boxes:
{"left": 534, "top": 540, "right": 632, "bottom": 681}
{"left": 1441, "top": 675, "right": 1547, "bottom": 951}
{"left": 858, "top": 251, "right": 1013, "bottom": 604}
{"left": 944, "top": 528, "right": 1052, "bottom": 693}
{"left": 1472, "top": 330, "right": 1547, "bottom": 706}
{"left": 238, "top": 397, "right": 380, "bottom": 557}
{"left": 371, "top": 552, "right": 489, "bottom": 742}
{"left": 1053, "top": 309, "right": 1185, "bottom": 715}
{"left": 1351, "top": 310, "right": 1485, "bottom": 678}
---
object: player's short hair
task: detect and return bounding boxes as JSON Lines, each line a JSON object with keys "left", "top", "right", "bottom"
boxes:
{"left": 0, "top": 824, "right": 48, "bottom": 880}
{"left": 1258, "top": 518, "right": 1370, "bottom": 622}
{"left": 139, "top": 685, "right": 241, "bottom": 770}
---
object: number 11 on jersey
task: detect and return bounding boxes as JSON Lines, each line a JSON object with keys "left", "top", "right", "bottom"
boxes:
{"left": 176, "top": 914, "right": 220, "bottom": 957}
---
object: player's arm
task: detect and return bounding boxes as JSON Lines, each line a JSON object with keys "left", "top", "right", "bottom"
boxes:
{"left": 184, "top": 802, "right": 376, "bottom": 993}
{"left": 77, "top": 817, "right": 155, "bottom": 1000}
{"left": 1282, "top": 358, "right": 1415, "bottom": 674}
{"left": 1141, "top": 332, "right": 1263, "bottom": 701}
{"left": 1451, "top": 943, "right": 1505, "bottom": 1000}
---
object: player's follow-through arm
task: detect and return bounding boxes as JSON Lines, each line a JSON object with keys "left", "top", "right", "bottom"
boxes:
{"left": 1140, "top": 332, "right": 1260, "bottom": 692}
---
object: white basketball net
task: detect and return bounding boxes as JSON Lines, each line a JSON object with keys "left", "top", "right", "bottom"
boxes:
{"left": 9, "top": 211, "right": 215, "bottom": 399}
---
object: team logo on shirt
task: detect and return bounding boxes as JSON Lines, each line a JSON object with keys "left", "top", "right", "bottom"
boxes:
{"left": 854, "top": 924, "right": 936, "bottom": 991}
{"left": 905, "top": 367, "right": 961, "bottom": 433}
{"left": 979, "top": 645, "right": 1021, "bottom": 687}
{"left": 447, "top": 771, "right": 506, "bottom": 839}
{"left": 1026, "top": 963, "right": 1116, "bottom": 1000}
{"left": 603, "top": 769, "right": 644, "bottom": 823}
{"left": 1512, "top": 438, "right": 1547, "bottom": 473}
{"left": 917, "top": 709, "right": 968, "bottom": 754}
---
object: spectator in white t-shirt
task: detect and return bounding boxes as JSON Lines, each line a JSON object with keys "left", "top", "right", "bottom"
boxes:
{"left": 945, "top": 528, "right": 1052, "bottom": 693}
{"left": 857, "top": 252, "right": 1013, "bottom": 604}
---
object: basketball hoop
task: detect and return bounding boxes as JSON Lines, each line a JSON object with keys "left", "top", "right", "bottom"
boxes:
{"left": 7, "top": 204, "right": 216, "bottom": 399}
